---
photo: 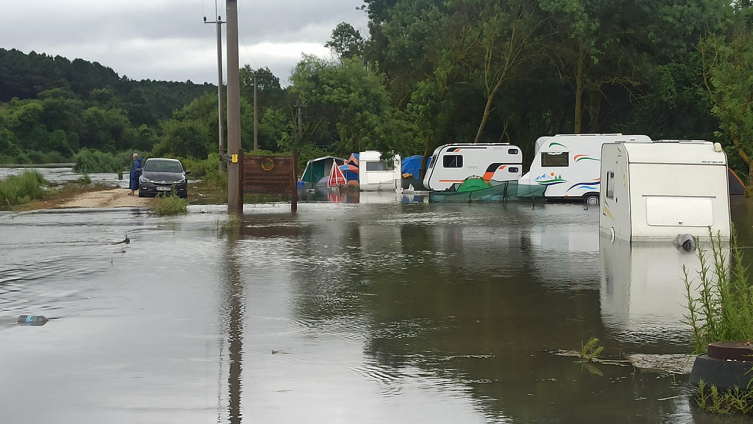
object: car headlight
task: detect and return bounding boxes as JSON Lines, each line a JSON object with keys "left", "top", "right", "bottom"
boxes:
{"left": 175, "top": 178, "right": 186, "bottom": 184}
{"left": 139, "top": 176, "right": 150, "bottom": 183}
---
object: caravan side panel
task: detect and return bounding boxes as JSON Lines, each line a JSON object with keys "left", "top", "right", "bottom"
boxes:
{"left": 599, "top": 144, "right": 631, "bottom": 241}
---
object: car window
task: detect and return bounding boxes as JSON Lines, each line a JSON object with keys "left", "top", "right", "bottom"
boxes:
{"left": 144, "top": 160, "right": 183, "bottom": 173}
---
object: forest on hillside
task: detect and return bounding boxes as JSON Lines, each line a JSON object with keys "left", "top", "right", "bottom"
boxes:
{"left": 1, "top": 0, "right": 752, "bottom": 183}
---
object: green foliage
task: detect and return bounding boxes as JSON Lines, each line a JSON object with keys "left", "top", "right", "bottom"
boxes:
{"left": 154, "top": 119, "right": 210, "bottom": 159}
{"left": 326, "top": 22, "right": 365, "bottom": 59}
{"left": 697, "top": 380, "right": 753, "bottom": 414}
{"left": 0, "top": 48, "right": 212, "bottom": 162}
{"left": 683, "top": 227, "right": 753, "bottom": 354}
{"left": 73, "top": 149, "right": 132, "bottom": 173}
{"left": 577, "top": 336, "right": 604, "bottom": 362}
{"left": 0, "top": 170, "right": 46, "bottom": 206}
{"left": 152, "top": 192, "right": 188, "bottom": 216}
{"left": 702, "top": 30, "right": 753, "bottom": 187}
{"left": 78, "top": 173, "right": 91, "bottom": 185}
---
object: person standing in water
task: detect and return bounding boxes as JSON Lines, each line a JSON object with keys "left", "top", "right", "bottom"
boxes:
{"left": 129, "top": 153, "right": 142, "bottom": 196}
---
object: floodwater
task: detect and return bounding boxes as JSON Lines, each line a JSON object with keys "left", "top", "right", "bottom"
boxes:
{"left": 1, "top": 195, "right": 751, "bottom": 423}
{"left": 0, "top": 166, "right": 128, "bottom": 188}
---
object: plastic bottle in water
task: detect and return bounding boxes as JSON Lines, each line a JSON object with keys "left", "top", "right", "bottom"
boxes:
{"left": 17, "top": 315, "right": 48, "bottom": 326}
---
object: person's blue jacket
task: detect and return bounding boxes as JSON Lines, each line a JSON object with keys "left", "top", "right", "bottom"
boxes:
{"left": 129, "top": 157, "right": 143, "bottom": 191}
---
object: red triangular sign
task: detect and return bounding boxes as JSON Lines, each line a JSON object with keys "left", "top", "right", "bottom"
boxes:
{"left": 328, "top": 163, "right": 346, "bottom": 187}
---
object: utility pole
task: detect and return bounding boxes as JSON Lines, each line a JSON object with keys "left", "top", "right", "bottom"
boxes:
{"left": 226, "top": 0, "right": 242, "bottom": 215}
{"left": 204, "top": 2, "right": 226, "bottom": 173}
{"left": 253, "top": 73, "right": 258, "bottom": 151}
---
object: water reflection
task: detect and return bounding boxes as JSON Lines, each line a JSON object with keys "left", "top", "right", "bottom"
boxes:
{"left": 220, "top": 230, "right": 245, "bottom": 424}
{"left": 599, "top": 239, "right": 727, "bottom": 348}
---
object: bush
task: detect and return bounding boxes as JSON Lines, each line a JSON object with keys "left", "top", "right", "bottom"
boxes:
{"left": 42, "top": 151, "right": 67, "bottom": 164}
{"left": 26, "top": 150, "right": 45, "bottom": 164}
{"left": 683, "top": 226, "right": 753, "bottom": 354}
{"left": 0, "top": 170, "right": 46, "bottom": 206}
{"left": 73, "top": 149, "right": 134, "bottom": 173}
{"left": 152, "top": 192, "right": 188, "bottom": 216}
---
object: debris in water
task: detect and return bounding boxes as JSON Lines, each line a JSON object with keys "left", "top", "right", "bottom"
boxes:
{"left": 17, "top": 315, "right": 48, "bottom": 326}
{"left": 627, "top": 354, "right": 695, "bottom": 375}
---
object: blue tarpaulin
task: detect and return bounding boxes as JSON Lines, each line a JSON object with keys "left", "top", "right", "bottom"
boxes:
{"left": 401, "top": 155, "right": 424, "bottom": 178}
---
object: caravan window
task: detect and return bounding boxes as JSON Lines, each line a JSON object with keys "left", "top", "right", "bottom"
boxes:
{"left": 443, "top": 155, "right": 463, "bottom": 168}
{"left": 428, "top": 156, "right": 436, "bottom": 169}
{"left": 606, "top": 172, "right": 615, "bottom": 199}
{"left": 365, "top": 162, "right": 384, "bottom": 171}
{"left": 366, "top": 160, "right": 394, "bottom": 171}
{"left": 541, "top": 152, "right": 569, "bottom": 167}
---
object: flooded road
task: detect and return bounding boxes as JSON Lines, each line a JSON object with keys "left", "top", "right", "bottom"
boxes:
{"left": 0, "top": 166, "right": 128, "bottom": 188}
{"left": 0, "top": 196, "right": 751, "bottom": 423}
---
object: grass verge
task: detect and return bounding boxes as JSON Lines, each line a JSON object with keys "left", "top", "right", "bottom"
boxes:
{"left": 0, "top": 170, "right": 46, "bottom": 206}
{"left": 152, "top": 192, "right": 188, "bottom": 216}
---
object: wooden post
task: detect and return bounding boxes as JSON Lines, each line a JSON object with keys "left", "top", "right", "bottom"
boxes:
{"left": 291, "top": 150, "right": 298, "bottom": 213}
{"left": 237, "top": 149, "right": 244, "bottom": 216}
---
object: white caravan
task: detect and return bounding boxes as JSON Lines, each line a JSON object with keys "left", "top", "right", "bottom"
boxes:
{"left": 358, "top": 151, "right": 402, "bottom": 191}
{"left": 423, "top": 143, "right": 523, "bottom": 191}
{"left": 519, "top": 134, "right": 651, "bottom": 205}
{"left": 599, "top": 140, "right": 731, "bottom": 242}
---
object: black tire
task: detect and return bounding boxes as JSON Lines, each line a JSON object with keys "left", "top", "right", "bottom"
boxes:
{"left": 584, "top": 194, "right": 599, "bottom": 206}
{"left": 138, "top": 190, "right": 145, "bottom": 198}
{"left": 179, "top": 193, "right": 187, "bottom": 199}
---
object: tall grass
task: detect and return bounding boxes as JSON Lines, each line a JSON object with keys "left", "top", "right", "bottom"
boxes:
{"left": 73, "top": 149, "right": 134, "bottom": 173}
{"left": 0, "top": 170, "right": 46, "bottom": 206}
{"left": 683, "top": 226, "right": 753, "bottom": 354}
{"left": 152, "top": 192, "right": 188, "bottom": 216}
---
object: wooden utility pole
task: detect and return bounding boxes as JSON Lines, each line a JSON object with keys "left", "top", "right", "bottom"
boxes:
{"left": 253, "top": 73, "right": 258, "bottom": 151}
{"left": 226, "top": 0, "right": 242, "bottom": 215}
{"left": 204, "top": 4, "right": 226, "bottom": 173}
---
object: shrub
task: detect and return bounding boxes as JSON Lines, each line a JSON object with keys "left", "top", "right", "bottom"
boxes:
{"left": 0, "top": 170, "right": 46, "bottom": 206}
{"left": 152, "top": 192, "right": 188, "bottom": 216}
{"left": 683, "top": 226, "right": 753, "bottom": 354}
{"left": 26, "top": 150, "right": 45, "bottom": 164}
{"left": 578, "top": 337, "right": 604, "bottom": 362}
{"left": 42, "top": 151, "right": 67, "bottom": 164}
{"left": 73, "top": 149, "right": 134, "bottom": 173}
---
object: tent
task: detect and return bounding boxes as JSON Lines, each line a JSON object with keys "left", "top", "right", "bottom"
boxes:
{"left": 401, "top": 155, "right": 423, "bottom": 178}
{"left": 299, "top": 156, "right": 345, "bottom": 189}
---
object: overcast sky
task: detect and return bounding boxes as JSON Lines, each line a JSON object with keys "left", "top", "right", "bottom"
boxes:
{"left": 0, "top": 0, "right": 369, "bottom": 84}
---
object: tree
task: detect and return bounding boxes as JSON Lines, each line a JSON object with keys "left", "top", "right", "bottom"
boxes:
{"left": 460, "top": 0, "right": 545, "bottom": 143}
{"left": 155, "top": 120, "right": 211, "bottom": 159}
{"left": 702, "top": 31, "right": 753, "bottom": 191}
{"left": 326, "top": 23, "right": 366, "bottom": 59}
{"left": 290, "top": 56, "right": 396, "bottom": 155}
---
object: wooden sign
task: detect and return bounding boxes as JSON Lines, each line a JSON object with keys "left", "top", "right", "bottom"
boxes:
{"left": 237, "top": 150, "right": 298, "bottom": 212}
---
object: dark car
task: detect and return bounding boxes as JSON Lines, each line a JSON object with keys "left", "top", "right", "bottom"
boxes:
{"left": 138, "top": 158, "right": 190, "bottom": 198}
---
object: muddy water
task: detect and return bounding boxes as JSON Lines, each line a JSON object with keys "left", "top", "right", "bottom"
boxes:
{"left": 0, "top": 198, "right": 751, "bottom": 423}
{"left": 0, "top": 166, "right": 128, "bottom": 188}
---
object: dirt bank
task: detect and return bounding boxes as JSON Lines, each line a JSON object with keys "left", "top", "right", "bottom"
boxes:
{"left": 56, "top": 188, "right": 156, "bottom": 208}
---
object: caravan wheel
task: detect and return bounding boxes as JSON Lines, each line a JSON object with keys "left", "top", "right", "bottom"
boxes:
{"left": 584, "top": 194, "right": 599, "bottom": 206}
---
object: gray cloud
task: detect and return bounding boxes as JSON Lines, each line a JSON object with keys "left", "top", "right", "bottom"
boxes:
{"left": 0, "top": 0, "right": 369, "bottom": 83}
